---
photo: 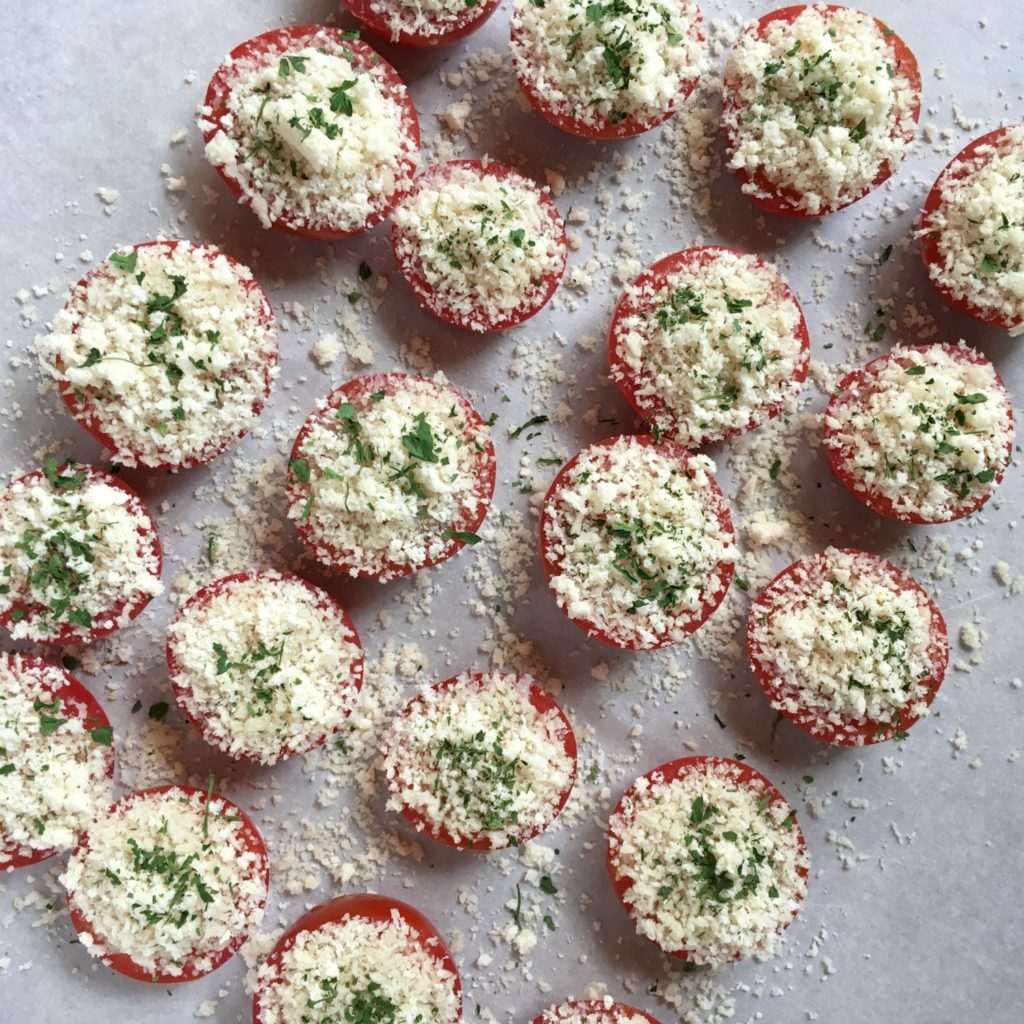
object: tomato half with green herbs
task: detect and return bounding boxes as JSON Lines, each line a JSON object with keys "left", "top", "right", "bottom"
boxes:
{"left": 341, "top": 0, "right": 501, "bottom": 48}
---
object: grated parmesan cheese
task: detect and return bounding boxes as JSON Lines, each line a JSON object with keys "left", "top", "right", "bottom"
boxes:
{"left": 537, "top": 999, "right": 653, "bottom": 1024}
{"left": 346, "top": 0, "right": 496, "bottom": 44}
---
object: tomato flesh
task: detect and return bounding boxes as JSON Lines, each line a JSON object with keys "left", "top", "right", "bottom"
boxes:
{"left": 341, "top": 0, "right": 500, "bottom": 48}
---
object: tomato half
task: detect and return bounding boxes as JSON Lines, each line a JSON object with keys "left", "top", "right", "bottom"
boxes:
{"left": 203, "top": 26, "right": 420, "bottom": 238}
{"left": 166, "top": 571, "right": 365, "bottom": 763}
{"left": 532, "top": 1001, "right": 664, "bottom": 1024}
{"left": 391, "top": 159, "right": 568, "bottom": 333}
{"left": 385, "top": 672, "right": 578, "bottom": 850}
{"left": 0, "top": 466, "right": 162, "bottom": 645}
{"left": 920, "top": 125, "right": 1023, "bottom": 330}
{"left": 251, "top": 893, "right": 462, "bottom": 1024}
{"left": 0, "top": 655, "right": 116, "bottom": 871}
{"left": 605, "top": 755, "right": 807, "bottom": 963}
{"left": 65, "top": 784, "right": 269, "bottom": 984}
{"left": 56, "top": 241, "right": 277, "bottom": 472}
{"left": 538, "top": 435, "right": 735, "bottom": 650}
{"left": 287, "top": 372, "right": 497, "bottom": 580}
{"left": 746, "top": 549, "right": 949, "bottom": 746}
{"left": 341, "top": 0, "right": 501, "bottom": 48}
{"left": 607, "top": 246, "right": 811, "bottom": 447}
{"left": 722, "top": 4, "right": 922, "bottom": 217}
{"left": 822, "top": 343, "right": 1014, "bottom": 524}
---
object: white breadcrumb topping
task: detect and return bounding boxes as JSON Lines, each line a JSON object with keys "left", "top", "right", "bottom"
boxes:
{"left": 541, "top": 438, "right": 735, "bottom": 648}
{"left": 823, "top": 343, "right": 1013, "bottom": 522}
{"left": 355, "top": 0, "right": 492, "bottom": 42}
{"left": 922, "top": 126, "right": 1024, "bottom": 333}
{"left": 167, "top": 572, "right": 362, "bottom": 765}
{"left": 724, "top": 4, "right": 918, "bottom": 214}
{"left": 608, "top": 760, "right": 807, "bottom": 965}
{"left": 610, "top": 248, "right": 806, "bottom": 447}
{"left": 0, "top": 655, "right": 113, "bottom": 860}
{"left": 511, "top": 0, "right": 703, "bottom": 131}
{"left": 61, "top": 787, "right": 267, "bottom": 978}
{"left": 392, "top": 163, "right": 565, "bottom": 331}
{"left": 538, "top": 999, "right": 651, "bottom": 1024}
{"left": 255, "top": 909, "right": 460, "bottom": 1024}
{"left": 288, "top": 375, "right": 493, "bottom": 579}
{"left": 39, "top": 242, "right": 278, "bottom": 469}
{"left": 749, "top": 548, "right": 943, "bottom": 738}
{"left": 381, "top": 671, "right": 574, "bottom": 846}
{"left": 0, "top": 467, "right": 163, "bottom": 643}
{"left": 202, "top": 33, "right": 417, "bottom": 232}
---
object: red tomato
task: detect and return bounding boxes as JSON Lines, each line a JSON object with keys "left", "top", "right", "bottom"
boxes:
{"left": 607, "top": 246, "right": 811, "bottom": 447}
{"left": 341, "top": 0, "right": 501, "bottom": 48}
{"left": 203, "top": 26, "right": 420, "bottom": 238}
{"left": 605, "top": 755, "right": 807, "bottom": 963}
{"left": 532, "top": 1001, "right": 664, "bottom": 1024}
{"left": 746, "top": 549, "right": 949, "bottom": 746}
{"left": 538, "top": 435, "right": 735, "bottom": 650}
{"left": 65, "top": 784, "right": 269, "bottom": 984}
{"left": 0, "top": 465, "right": 162, "bottom": 645}
{"left": 511, "top": 4, "right": 705, "bottom": 140}
{"left": 251, "top": 893, "right": 462, "bottom": 1024}
{"left": 287, "top": 372, "right": 496, "bottom": 580}
{"left": 822, "top": 343, "right": 1013, "bottom": 524}
{"left": 722, "top": 5, "right": 922, "bottom": 217}
{"left": 920, "top": 125, "right": 1023, "bottom": 330}
{"left": 0, "top": 655, "right": 116, "bottom": 871}
{"left": 166, "top": 571, "right": 365, "bottom": 763}
{"left": 391, "top": 159, "right": 568, "bottom": 332}
{"left": 56, "top": 241, "right": 277, "bottom": 472}
{"left": 385, "top": 672, "right": 578, "bottom": 850}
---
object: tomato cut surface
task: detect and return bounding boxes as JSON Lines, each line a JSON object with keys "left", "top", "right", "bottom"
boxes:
{"left": 341, "top": 0, "right": 500, "bottom": 48}
{"left": 532, "top": 1000, "right": 664, "bottom": 1024}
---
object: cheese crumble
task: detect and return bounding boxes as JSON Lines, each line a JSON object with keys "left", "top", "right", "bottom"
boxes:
{"left": 0, "top": 655, "right": 113, "bottom": 863}
{"left": 392, "top": 161, "right": 566, "bottom": 332}
{"left": 540, "top": 437, "right": 736, "bottom": 649}
{"left": 347, "top": 0, "right": 495, "bottom": 44}
{"left": 723, "top": 4, "right": 919, "bottom": 214}
{"left": 0, "top": 465, "right": 163, "bottom": 643}
{"left": 823, "top": 343, "right": 1013, "bottom": 522}
{"left": 608, "top": 759, "right": 807, "bottom": 965}
{"left": 537, "top": 1000, "right": 653, "bottom": 1024}
{"left": 40, "top": 241, "right": 278, "bottom": 469}
{"left": 61, "top": 787, "right": 267, "bottom": 979}
{"left": 609, "top": 248, "right": 808, "bottom": 447}
{"left": 167, "top": 571, "right": 363, "bottom": 765}
{"left": 381, "top": 671, "right": 575, "bottom": 847}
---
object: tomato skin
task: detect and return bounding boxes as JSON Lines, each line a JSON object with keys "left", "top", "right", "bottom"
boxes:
{"left": 538, "top": 434, "right": 735, "bottom": 650}
{"left": 822, "top": 343, "right": 1013, "bottom": 524}
{"left": 607, "top": 246, "right": 811, "bottom": 447}
{"left": 746, "top": 549, "right": 949, "bottom": 746}
{"left": 56, "top": 240, "right": 277, "bottom": 472}
{"left": 392, "top": 159, "right": 567, "bottom": 333}
{"left": 203, "top": 26, "right": 420, "bottom": 239}
{"left": 166, "top": 571, "right": 364, "bottom": 764}
{"left": 0, "top": 655, "right": 116, "bottom": 871}
{"left": 722, "top": 4, "right": 922, "bottom": 217}
{"left": 532, "top": 1001, "right": 663, "bottom": 1024}
{"left": 65, "top": 784, "right": 269, "bottom": 984}
{"left": 251, "top": 893, "right": 461, "bottom": 1024}
{"left": 920, "top": 125, "right": 1023, "bottom": 331}
{"left": 605, "top": 755, "right": 807, "bottom": 963}
{"left": 0, "top": 466, "right": 162, "bottom": 646}
{"left": 385, "top": 672, "right": 577, "bottom": 850}
{"left": 287, "top": 372, "right": 497, "bottom": 580}
{"left": 341, "top": 0, "right": 501, "bottom": 48}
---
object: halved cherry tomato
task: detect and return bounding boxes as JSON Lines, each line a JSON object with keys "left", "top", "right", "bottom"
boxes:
{"left": 532, "top": 1001, "right": 664, "bottom": 1024}
{"left": 607, "top": 246, "right": 810, "bottom": 447}
{"left": 746, "top": 549, "right": 949, "bottom": 745}
{"left": 56, "top": 241, "right": 277, "bottom": 472}
{"left": 722, "top": 4, "right": 921, "bottom": 217}
{"left": 605, "top": 755, "right": 807, "bottom": 963}
{"left": 0, "top": 654, "right": 115, "bottom": 870}
{"left": 385, "top": 672, "right": 577, "bottom": 850}
{"left": 391, "top": 160, "right": 567, "bottom": 332}
{"left": 66, "top": 784, "right": 269, "bottom": 984}
{"left": 341, "top": 0, "right": 501, "bottom": 48}
{"left": 252, "top": 893, "right": 462, "bottom": 1024}
{"left": 538, "top": 435, "right": 735, "bottom": 650}
{"left": 166, "top": 571, "right": 364, "bottom": 763}
{"left": 287, "top": 373, "right": 496, "bottom": 580}
{"left": 203, "top": 26, "right": 420, "bottom": 238}
{"left": 0, "top": 465, "right": 162, "bottom": 645}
